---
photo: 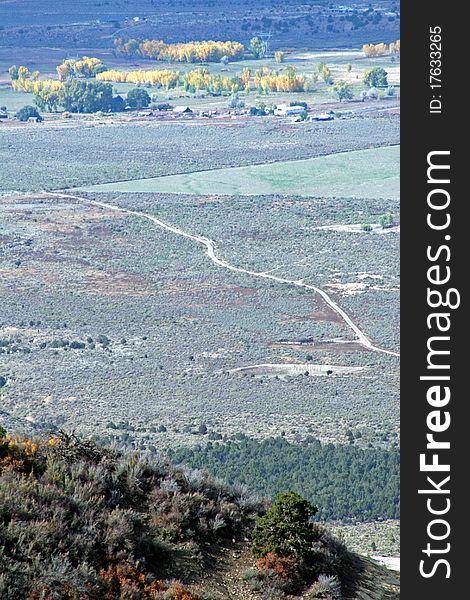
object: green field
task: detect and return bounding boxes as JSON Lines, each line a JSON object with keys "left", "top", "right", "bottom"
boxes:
{"left": 81, "top": 144, "right": 399, "bottom": 199}
{"left": 0, "top": 84, "right": 34, "bottom": 113}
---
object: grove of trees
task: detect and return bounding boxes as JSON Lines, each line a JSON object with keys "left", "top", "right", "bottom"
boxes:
{"left": 113, "top": 38, "right": 244, "bottom": 63}
{"left": 169, "top": 435, "right": 400, "bottom": 522}
{"left": 58, "top": 81, "right": 116, "bottom": 113}
{"left": 96, "top": 69, "right": 180, "bottom": 89}
{"left": 252, "top": 65, "right": 308, "bottom": 93}
{"left": 9, "top": 65, "right": 61, "bottom": 93}
{"left": 34, "top": 80, "right": 125, "bottom": 113}
{"left": 56, "top": 56, "right": 106, "bottom": 81}
{"left": 183, "top": 68, "right": 243, "bottom": 95}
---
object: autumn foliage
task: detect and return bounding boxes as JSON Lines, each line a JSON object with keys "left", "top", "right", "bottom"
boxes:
{"left": 9, "top": 56, "right": 106, "bottom": 95}
{"left": 256, "top": 553, "right": 298, "bottom": 582}
{"left": 99, "top": 562, "right": 200, "bottom": 599}
{"left": 97, "top": 69, "right": 180, "bottom": 89}
{"left": 114, "top": 38, "right": 244, "bottom": 63}
{"left": 363, "top": 40, "right": 400, "bottom": 56}
{"left": 56, "top": 56, "right": 106, "bottom": 81}
{"left": 183, "top": 68, "right": 243, "bottom": 95}
{"left": 9, "top": 65, "right": 62, "bottom": 93}
{"left": 253, "top": 65, "right": 308, "bottom": 93}
{"left": 0, "top": 429, "right": 42, "bottom": 473}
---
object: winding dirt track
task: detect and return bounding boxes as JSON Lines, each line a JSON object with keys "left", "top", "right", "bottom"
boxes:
{"left": 44, "top": 192, "right": 400, "bottom": 358}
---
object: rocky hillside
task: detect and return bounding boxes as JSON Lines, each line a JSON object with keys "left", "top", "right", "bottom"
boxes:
{"left": 0, "top": 1, "right": 400, "bottom": 50}
{"left": 0, "top": 429, "right": 399, "bottom": 599}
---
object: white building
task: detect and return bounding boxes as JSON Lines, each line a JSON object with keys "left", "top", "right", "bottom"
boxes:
{"left": 274, "top": 104, "right": 306, "bottom": 117}
{"left": 308, "top": 113, "right": 334, "bottom": 121}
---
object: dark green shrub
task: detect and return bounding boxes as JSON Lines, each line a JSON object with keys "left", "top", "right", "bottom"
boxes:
{"left": 69, "top": 340, "right": 85, "bottom": 349}
{"left": 363, "top": 67, "right": 388, "bottom": 87}
{"left": 378, "top": 213, "right": 395, "bottom": 228}
{"left": 252, "top": 491, "right": 318, "bottom": 567}
{"left": 127, "top": 88, "right": 151, "bottom": 109}
{"left": 16, "top": 105, "right": 42, "bottom": 121}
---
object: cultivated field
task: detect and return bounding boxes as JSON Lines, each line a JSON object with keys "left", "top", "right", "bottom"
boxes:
{"left": 82, "top": 145, "right": 399, "bottom": 198}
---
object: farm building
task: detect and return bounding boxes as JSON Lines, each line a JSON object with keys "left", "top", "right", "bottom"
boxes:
{"left": 173, "top": 106, "right": 193, "bottom": 114}
{"left": 308, "top": 113, "right": 334, "bottom": 122}
{"left": 274, "top": 104, "right": 306, "bottom": 117}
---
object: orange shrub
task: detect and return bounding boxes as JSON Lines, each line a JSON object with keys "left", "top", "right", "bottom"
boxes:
{"left": 0, "top": 436, "right": 39, "bottom": 474}
{"left": 164, "top": 582, "right": 201, "bottom": 600}
{"left": 256, "top": 552, "right": 298, "bottom": 582}
{"left": 98, "top": 561, "right": 200, "bottom": 599}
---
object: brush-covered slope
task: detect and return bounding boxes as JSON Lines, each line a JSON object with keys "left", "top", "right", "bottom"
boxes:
{"left": 0, "top": 429, "right": 399, "bottom": 599}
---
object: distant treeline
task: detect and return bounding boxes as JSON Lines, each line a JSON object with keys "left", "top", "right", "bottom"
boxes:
{"left": 362, "top": 40, "right": 400, "bottom": 56}
{"left": 168, "top": 436, "right": 400, "bottom": 522}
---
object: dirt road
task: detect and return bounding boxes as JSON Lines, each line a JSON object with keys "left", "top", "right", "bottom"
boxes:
{"left": 44, "top": 191, "right": 400, "bottom": 358}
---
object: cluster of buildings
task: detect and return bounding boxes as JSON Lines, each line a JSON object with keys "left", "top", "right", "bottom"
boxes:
{"left": 273, "top": 104, "right": 334, "bottom": 122}
{"left": 135, "top": 103, "right": 335, "bottom": 123}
